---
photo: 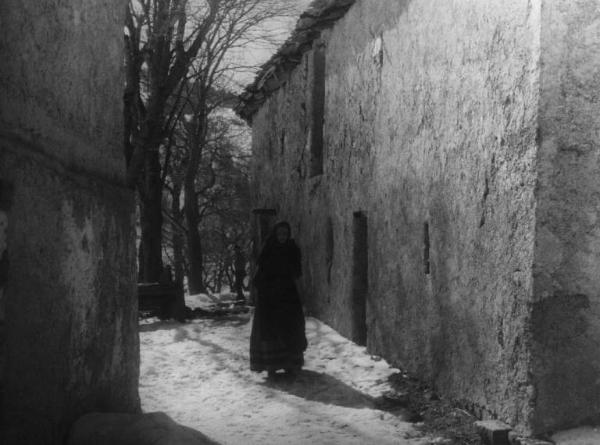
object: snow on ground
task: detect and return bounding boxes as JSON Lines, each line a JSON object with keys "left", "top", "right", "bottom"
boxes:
{"left": 186, "top": 292, "right": 233, "bottom": 309}
{"left": 552, "top": 426, "right": 600, "bottom": 445}
{"left": 139, "top": 310, "right": 432, "bottom": 445}
{"left": 186, "top": 292, "right": 243, "bottom": 311}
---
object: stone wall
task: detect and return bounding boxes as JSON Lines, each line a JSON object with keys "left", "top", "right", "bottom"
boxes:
{"left": 249, "top": 0, "right": 600, "bottom": 435}
{"left": 0, "top": 1, "right": 140, "bottom": 443}
{"left": 530, "top": 0, "right": 600, "bottom": 433}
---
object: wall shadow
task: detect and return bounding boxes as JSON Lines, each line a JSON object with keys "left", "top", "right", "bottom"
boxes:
{"left": 261, "top": 369, "right": 374, "bottom": 409}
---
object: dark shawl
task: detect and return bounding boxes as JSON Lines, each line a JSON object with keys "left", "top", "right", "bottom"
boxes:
{"left": 255, "top": 223, "right": 301, "bottom": 294}
{"left": 250, "top": 222, "right": 307, "bottom": 372}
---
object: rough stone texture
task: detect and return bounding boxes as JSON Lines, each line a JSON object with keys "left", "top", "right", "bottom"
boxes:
{"left": 67, "top": 412, "right": 219, "bottom": 445}
{"left": 247, "top": 0, "right": 600, "bottom": 436}
{"left": 0, "top": 0, "right": 126, "bottom": 182}
{"left": 531, "top": 0, "right": 600, "bottom": 434}
{"left": 0, "top": 0, "right": 140, "bottom": 443}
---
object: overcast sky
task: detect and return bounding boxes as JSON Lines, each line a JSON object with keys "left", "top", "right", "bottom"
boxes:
{"left": 230, "top": 0, "right": 313, "bottom": 89}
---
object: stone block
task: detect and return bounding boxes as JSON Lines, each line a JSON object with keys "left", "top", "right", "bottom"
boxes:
{"left": 475, "top": 420, "right": 512, "bottom": 445}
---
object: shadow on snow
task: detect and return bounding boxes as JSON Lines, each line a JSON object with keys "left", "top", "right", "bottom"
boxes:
{"left": 261, "top": 369, "right": 374, "bottom": 409}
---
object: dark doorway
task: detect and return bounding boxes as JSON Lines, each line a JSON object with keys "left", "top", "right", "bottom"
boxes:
{"left": 326, "top": 217, "right": 334, "bottom": 284}
{"left": 423, "top": 221, "right": 430, "bottom": 275}
{"left": 0, "top": 180, "right": 12, "bottom": 318}
{"left": 351, "top": 211, "right": 368, "bottom": 346}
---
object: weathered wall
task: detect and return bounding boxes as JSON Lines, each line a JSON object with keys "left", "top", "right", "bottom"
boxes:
{"left": 251, "top": 0, "right": 546, "bottom": 434}
{"left": 0, "top": 0, "right": 140, "bottom": 443}
{"left": 531, "top": 0, "right": 600, "bottom": 433}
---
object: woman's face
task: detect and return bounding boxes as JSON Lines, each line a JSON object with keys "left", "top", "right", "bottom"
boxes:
{"left": 275, "top": 226, "right": 290, "bottom": 244}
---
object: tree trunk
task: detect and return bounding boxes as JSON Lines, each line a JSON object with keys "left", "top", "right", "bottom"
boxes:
{"left": 138, "top": 149, "right": 163, "bottom": 283}
{"left": 168, "top": 182, "right": 187, "bottom": 320}
{"left": 137, "top": 237, "right": 144, "bottom": 282}
{"left": 184, "top": 187, "right": 206, "bottom": 294}
{"left": 216, "top": 258, "right": 224, "bottom": 294}
{"left": 225, "top": 263, "right": 234, "bottom": 291}
{"left": 172, "top": 230, "right": 186, "bottom": 317}
{"left": 172, "top": 223, "right": 185, "bottom": 288}
{"left": 183, "top": 108, "right": 208, "bottom": 295}
{"left": 234, "top": 246, "right": 246, "bottom": 300}
{"left": 185, "top": 224, "right": 205, "bottom": 293}
{"left": 170, "top": 182, "right": 185, "bottom": 287}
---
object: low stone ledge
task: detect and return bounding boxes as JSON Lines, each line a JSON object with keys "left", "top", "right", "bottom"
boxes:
{"left": 474, "top": 420, "right": 555, "bottom": 445}
{"left": 474, "top": 420, "right": 512, "bottom": 445}
{"left": 67, "top": 412, "right": 219, "bottom": 445}
{"left": 511, "top": 438, "right": 554, "bottom": 445}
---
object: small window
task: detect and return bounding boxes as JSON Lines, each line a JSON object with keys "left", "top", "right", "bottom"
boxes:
{"left": 423, "top": 222, "right": 431, "bottom": 275}
{"left": 280, "top": 129, "right": 286, "bottom": 155}
{"left": 326, "top": 217, "right": 334, "bottom": 283}
{"left": 352, "top": 211, "right": 368, "bottom": 346}
{"left": 0, "top": 179, "right": 13, "bottom": 327}
{"left": 309, "top": 41, "right": 326, "bottom": 177}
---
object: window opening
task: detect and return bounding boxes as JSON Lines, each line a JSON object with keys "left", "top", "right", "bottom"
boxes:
{"left": 352, "top": 211, "right": 368, "bottom": 346}
{"left": 280, "top": 129, "right": 286, "bottom": 155}
{"left": 326, "top": 217, "right": 334, "bottom": 284}
{"left": 424, "top": 222, "right": 431, "bottom": 275}
{"left": 309, "top": 41, "right": 326, "bottom": 177}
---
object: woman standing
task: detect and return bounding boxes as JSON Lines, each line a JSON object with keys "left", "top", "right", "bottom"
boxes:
{"left": 250, "top": 221, "right": 307, "bottom": 378}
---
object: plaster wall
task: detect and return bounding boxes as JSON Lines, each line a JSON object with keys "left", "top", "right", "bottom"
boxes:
{"left": 0, "top": 0, "right": 140, "bottom": 443}
{"left": 252, "top": 0, "right": 542, "bottom": 433}
{"left": 0, "top": 0, "right": 126, "bottom": 182}
{"left": 531, "top": 0, "right": 600, "bottom": 433}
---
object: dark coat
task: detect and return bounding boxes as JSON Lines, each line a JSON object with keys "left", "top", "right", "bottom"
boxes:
{"left": 254, "top": 238, "right": 301, "bottom": 296}
{"left": 250, "top": 232, "right": 307, "bottom": 373}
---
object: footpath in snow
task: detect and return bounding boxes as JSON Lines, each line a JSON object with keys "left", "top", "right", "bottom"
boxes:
{"left": 139, "top": 306, "right": 432, "bottom": 445}
{"left": 139, "top": 294, "right": 600, "bottom": 445}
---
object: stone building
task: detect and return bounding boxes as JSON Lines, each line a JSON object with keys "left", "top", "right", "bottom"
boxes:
{"left": 0, "top": 1, "right": 139, "bottom": 443}
{"left": 238, "top": 0, "right": 600, "bottom": 436}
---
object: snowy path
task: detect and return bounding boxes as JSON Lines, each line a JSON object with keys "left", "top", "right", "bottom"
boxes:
{"left": 139, "top": 311, "right": 432, "bottom": 445}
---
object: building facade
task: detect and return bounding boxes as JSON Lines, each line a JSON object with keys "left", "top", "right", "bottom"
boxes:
{"left": 0, "top": 1, "right": 140, "bottom": 443}
{"left": 239, "top": 0, "right": 600, "bottom": 435}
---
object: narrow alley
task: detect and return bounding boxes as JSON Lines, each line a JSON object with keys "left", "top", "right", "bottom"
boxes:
{"left": 4, "top": 0, "right": 600, "bottom": 443}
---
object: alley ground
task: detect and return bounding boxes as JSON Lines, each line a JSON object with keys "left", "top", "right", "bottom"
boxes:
{"left": 139, "top": 295, "right": 600, "bottom": 445}
{"left": 139, "top": 298, "right": 435, "bottom": 444}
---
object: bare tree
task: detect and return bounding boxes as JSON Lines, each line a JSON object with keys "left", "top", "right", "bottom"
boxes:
{"left": 125, "top": 0, "right": 295, "bottom": 284}
{"left": 162, "top": 137, "right": 188, "bottom": 287}
{"left": 170, "top": 0, "right": 294, "bottom": 294}
{"left": 198, "top": 124, "right": 251, "bottom": 294}
{"left": 124, "top": 0, "right": 219, "bottom": 282}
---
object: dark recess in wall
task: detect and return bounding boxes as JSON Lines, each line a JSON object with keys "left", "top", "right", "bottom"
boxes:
{"left": 352, "top": 211, "right": 368, "bottom": 346}
{"left": 424, "top": 222, "right": 430, "bottom": 275}
{"left": 309, "top": 42, "right": 326, "bottom": 177}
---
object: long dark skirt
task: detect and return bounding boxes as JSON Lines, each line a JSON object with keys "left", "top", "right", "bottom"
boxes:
{"left": 250, "top": 281, "right": 307, "bottom": 373}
